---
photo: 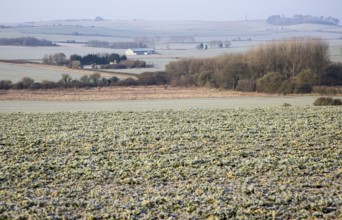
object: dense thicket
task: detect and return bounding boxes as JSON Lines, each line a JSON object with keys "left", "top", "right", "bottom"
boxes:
{"left": 267, "top": 15, "right": 339, "bottom": 26}
{"left": 164, "top": 38, "right": 341, "bottom": 94}
{"left": 0, "top": 37, "right": 56, "bottom": 46}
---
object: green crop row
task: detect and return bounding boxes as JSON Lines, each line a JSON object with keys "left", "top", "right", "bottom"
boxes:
{"left": 0, "top": 107, "right": 341, "bottom": 219}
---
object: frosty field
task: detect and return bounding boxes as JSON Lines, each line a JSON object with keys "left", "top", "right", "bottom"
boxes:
{"left": 0, "top": 107, "right": 341, "bottom": 219}
{"left": 0, "top": 96, "right": 323, "bottom": 113}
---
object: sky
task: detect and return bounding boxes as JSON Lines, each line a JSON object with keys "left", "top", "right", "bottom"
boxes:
{"left": 1, "top": 0, "right": 342, "bottom": 23}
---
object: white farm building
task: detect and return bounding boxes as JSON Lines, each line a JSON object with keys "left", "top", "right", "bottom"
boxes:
{"left": 126, "top": 48, "right": 156, "bottom": 56}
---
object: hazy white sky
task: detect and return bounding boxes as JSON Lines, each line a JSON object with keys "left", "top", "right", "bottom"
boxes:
{"left": 1, "top": 0, "right": 342, "bottom": 23}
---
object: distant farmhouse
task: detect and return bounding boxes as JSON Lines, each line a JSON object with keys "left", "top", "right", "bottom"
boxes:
{"left": 126, "top": 48, "right": 157, "bottom": 56}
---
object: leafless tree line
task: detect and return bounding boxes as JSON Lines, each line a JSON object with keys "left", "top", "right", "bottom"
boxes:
{"left": 165, "top": 38, "right": 339, "bottom": 93}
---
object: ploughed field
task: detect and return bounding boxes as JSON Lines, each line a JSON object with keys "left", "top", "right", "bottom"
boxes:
{"left": 0, "top": 107, "right": 341, "bottom": 219}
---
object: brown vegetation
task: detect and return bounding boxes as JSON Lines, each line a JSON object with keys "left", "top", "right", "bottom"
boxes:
{"left": 0, "top": 86, "right": 271, "bottom": 101}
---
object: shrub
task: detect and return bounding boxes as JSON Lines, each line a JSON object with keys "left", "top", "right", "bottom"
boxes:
{"left": 120, "top": 60, "right": 146, "bottom": 68}
{"left": 295, "top": 82, "right": 313, "bottom": 93}
{"left": 282, "top": 103, "right": 292, "bottom": 107}
{"left": 29, "top": 82, "right": 42, "bottom": 90}
{"left": 13, "top": 81, "right": 24, "bottom": 90}
{"left": 138, "top": 71, "right": 168, "bottom": 85}
{"left": 278, "top": 80, "right": 295, "bottom": 94}
{"left": 108, "top": 76, "right": 120, "bottom": 85}
{"left": 0, "top": 80, "right": 13, "bottom": 90}
{"left": 21, "top": 77, "right": 35, "bottom": 88}
{"left": 313, "top": 97, "right": 342, "bottom": 106}
{"left": 323, "top": 62, "right": 342, "bottom": 86}
{"left": 236, "top": 79, "right": 256, "bottom": 92}
{"left": 256, "top": 72, "right": 285, "bottom": 93}
{"left": 100, "top": 64, "right": 127, "bottom": 69}
{"left": 312, "top": 86, "right": 340, "bottom": 95}
{"left": 332, "top": 98, "right": 342, "bottom": 105}
{"left": 41, "top": 80, "right": 58, "bottom": 89}
{"left": 197, "top": 71, "right": 216, "bottom": 87}
{"left": 117, "top": 78, "right": 139, "bottom": 86}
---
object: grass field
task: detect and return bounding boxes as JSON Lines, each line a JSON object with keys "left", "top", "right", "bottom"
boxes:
{"left": 0, "top": 107, "right": 341, "bottom": 219}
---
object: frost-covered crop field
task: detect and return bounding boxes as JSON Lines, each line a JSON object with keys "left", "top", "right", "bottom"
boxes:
{"left": 0, "top": 107, "right": 341, "bottom": 219}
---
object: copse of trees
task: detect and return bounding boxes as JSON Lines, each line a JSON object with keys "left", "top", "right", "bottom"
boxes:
{"left": 69, "top": 53, "right": 127, "bottom": 66}
{"left": 43, "top": 52, "right": 154, "bottom": 70}
{"left": 164, "top": 38, "right": 341, "bottom": 94}
{"left": 0, "top": 37, "right": 56, "bottom": 46}
{"left": 43, "top": 52, "right": 128, "bottom": 67}
{"left": 43, "top": 53, "right": 67, "bottom": 66}
{"left": 267, "top": 15, "right": 339, "bottom": 26}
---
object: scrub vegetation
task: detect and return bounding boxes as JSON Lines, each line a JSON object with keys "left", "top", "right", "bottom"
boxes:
{"left": 0, "top": 107, "right": 341, "bottom": 219}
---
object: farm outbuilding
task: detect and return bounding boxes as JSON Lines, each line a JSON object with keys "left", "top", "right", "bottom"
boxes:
{"left": 125, "top": 48, "right": 156, "bottom": 56}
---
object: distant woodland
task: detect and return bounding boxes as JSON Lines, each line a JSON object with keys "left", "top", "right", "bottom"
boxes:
{"left": 0, "top": 37, "right": 56, "bottom": 46}
{"left": 267, "top": 15, "right": 340, "bottom": 26}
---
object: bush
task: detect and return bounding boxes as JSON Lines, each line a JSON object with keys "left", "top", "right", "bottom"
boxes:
{"left": 117, "top": 78, "right": 139, "bottom": 86}
{"left": 313, "top": 97, "right": 342, "bottom": 106}
{"left": 282, "top": 103, "right": 292, "bottom": 107}
{"left": 0, "top": 80, "right": 13, "bottom": 90}
{"left": 295, "top": 82, "right": 312, "bottom": 93}
{"left": 235, "top": 79, "right": 256, "bottom": 92}
{"left": 278, "top": 80, "right": 295, "bottom": 94}
{"left": 256, "top": 72, "right": 285, "bottom": 93}
{"left": 312, "top": 86, "right": 341, "bottom": 95}
{"left": 41, "top": 80, "right": 58, "bottom": 89}
{"left": 29, "top": 82, "right": 42, "bottom": 90}
{"left": 100, "top": 64, "right": 127, "bottom": 69}
{"left": 197, "top": 71, "right": 216, "bottom": 87}
{"left": 120, "top": 60, "right": 146, "bottom": 68}
{"left": 332, "top": 98, "right": 342, "bottom": 105}
{"left": 323, "top": 62, "right": 342, "bottom": 86}
{"left": 138, "top": 71, "right": 168, "bottom": 86}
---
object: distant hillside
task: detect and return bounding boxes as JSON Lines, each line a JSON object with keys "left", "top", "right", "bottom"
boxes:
{"left": 267, "top": 15, "right": 339, "bottom": 26}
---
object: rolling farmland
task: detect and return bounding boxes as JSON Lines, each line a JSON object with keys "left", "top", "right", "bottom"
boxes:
{"left": 1, "top": 20, "right": 342, "bottom": 82}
